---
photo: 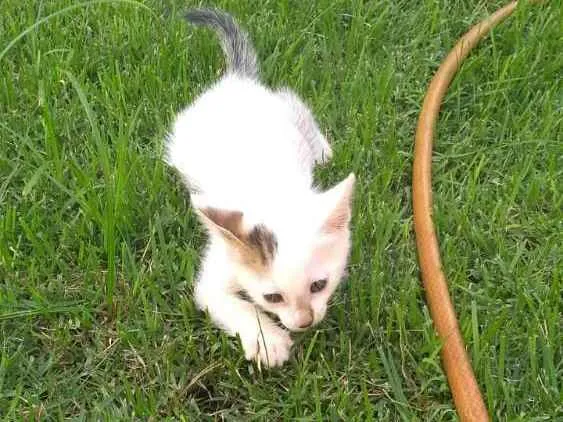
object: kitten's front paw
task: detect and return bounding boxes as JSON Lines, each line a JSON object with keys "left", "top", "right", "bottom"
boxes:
{"left": 241, "top": 326, "right": 293, "bottom": 368}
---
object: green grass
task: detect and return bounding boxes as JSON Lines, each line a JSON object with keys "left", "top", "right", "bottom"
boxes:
{"left": 1, "top": 0, "right": 561, "bottom": 419}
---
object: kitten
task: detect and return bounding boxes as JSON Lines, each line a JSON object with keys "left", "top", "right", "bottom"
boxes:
{"left": 166, "top": 8, "right": 355, "bottom": 367}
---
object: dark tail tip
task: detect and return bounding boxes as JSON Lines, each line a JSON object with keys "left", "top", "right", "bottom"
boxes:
{"left": 185, "top": 8, "right": 259, "bottom": 79}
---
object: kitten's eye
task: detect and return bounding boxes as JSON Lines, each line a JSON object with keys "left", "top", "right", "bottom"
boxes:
{"left": 310, "top": 279, "right": 327, "bottom": 293}
{"left": 263, "top": 293, "right": 284, "bottom": 303}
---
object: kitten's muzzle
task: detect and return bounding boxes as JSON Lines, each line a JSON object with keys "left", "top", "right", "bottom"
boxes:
{"left": 295, "top": 308, "right": 314, "bottom": 330}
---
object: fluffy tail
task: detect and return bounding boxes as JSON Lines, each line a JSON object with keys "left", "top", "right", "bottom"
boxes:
{"left": 185, "top": 8, "right": 259, "bottom": 79}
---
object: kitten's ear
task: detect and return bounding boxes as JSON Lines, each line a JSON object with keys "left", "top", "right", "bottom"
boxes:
{"left": 191, "top": 195, "right": 245, "bottom": 243}
{"left": 319, "top": 173, "right": 356, "bottom": 234}
{"left": 191, "top": 195, "right": 277, "bottom": 271}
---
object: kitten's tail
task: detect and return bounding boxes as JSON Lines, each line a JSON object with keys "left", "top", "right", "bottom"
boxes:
{"left": 185, "top": 8, "right": 259, "bottom": 79}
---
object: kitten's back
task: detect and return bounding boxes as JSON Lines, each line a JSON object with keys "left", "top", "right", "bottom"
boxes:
{"left": 167, "top": 8, "right": 319, "bottom": 214}
{"left": 167, "top": 75, "right": 313, "bottom": 209}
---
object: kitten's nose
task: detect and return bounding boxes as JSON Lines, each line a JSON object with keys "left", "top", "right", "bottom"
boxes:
{"left": 296, "top": 309, "right": 314, "bottom": 329}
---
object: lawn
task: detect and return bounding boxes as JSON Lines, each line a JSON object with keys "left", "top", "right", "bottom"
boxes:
{"left": 0, "top": 0, "right": 561, "bottom": 420}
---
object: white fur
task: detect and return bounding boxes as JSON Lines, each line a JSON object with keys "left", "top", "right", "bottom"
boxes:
{"left": 167, "top": 74, "right": 354, "bottom": 367}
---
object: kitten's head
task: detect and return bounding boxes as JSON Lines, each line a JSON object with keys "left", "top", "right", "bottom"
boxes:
{"left": 194, "top": 173, "right": 355, "bottom": 332}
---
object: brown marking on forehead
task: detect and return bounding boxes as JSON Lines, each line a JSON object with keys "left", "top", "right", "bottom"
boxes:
{"left": 236, "top": 224, "right": 277, "bottom": 274}
{"left": 247, "top": 224, "right": 278, "bottom": 265}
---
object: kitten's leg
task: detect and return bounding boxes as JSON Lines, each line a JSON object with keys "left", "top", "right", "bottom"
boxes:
{"left": 277, "top": 89, "right": 333, "bottom": 165}
{"left": 194, "top": 259, "right": 293, "bottom": 367}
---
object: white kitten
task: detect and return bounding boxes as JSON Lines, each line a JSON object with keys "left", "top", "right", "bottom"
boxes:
{"left": 166, "top": 8, "right": 355, "bottom": 367}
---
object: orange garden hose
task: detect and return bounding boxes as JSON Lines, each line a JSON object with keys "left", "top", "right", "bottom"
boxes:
{"left": 411, "top": 1, "right": 541, "bottom": 420}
